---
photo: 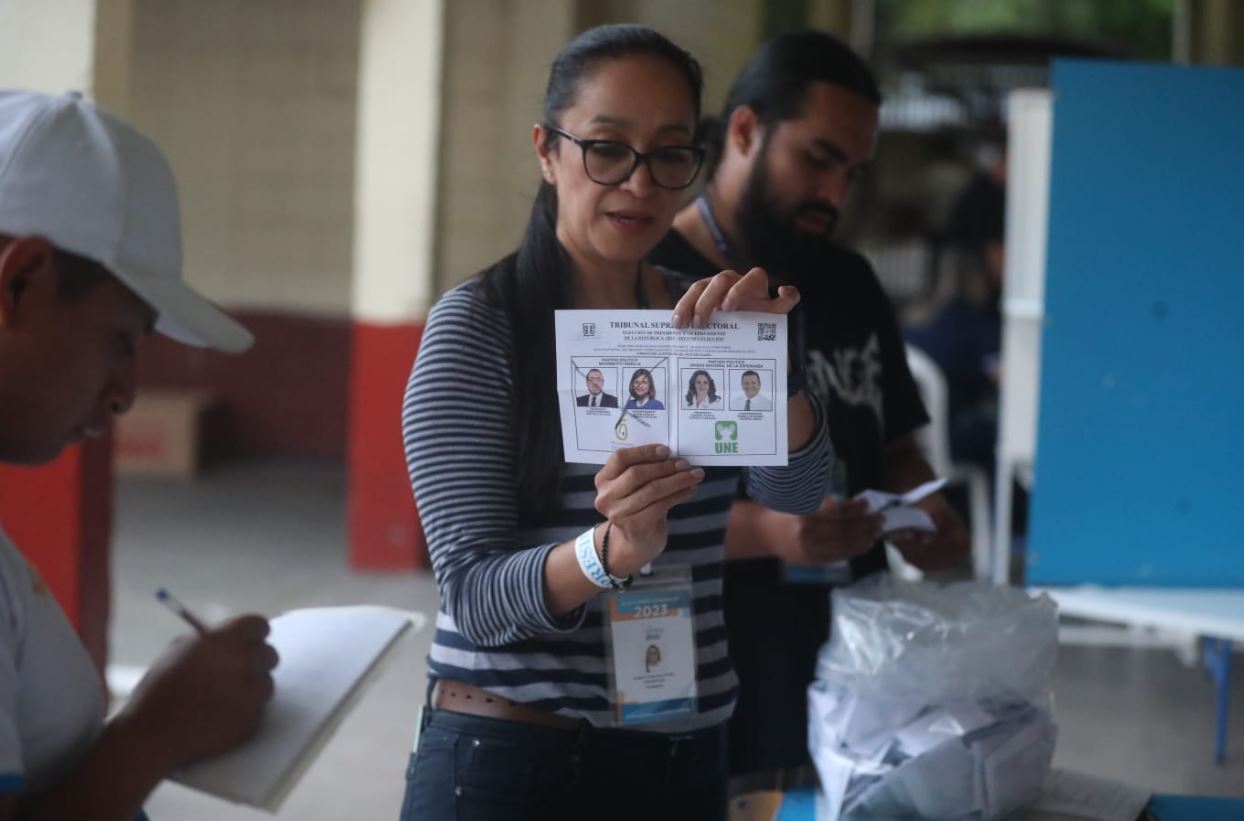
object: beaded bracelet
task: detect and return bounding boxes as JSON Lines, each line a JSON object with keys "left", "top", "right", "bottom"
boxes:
{"left": 599, "top": 523, "right": 634, "bottom": 592}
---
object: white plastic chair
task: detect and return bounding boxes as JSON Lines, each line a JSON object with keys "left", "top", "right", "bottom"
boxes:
{"left": 903, "top": 344, "right": 993, "bottom": 580}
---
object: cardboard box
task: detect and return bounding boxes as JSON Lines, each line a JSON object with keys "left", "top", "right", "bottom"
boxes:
{"left": 115, "top": 389, "right": 215, "bottom": 477}
{"left": 729, "top": 791, "right": 784, "bottom": 821}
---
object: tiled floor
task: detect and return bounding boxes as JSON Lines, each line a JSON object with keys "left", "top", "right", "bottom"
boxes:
{"left": 108, "top": 463, "right": 1243, "bottom": 820}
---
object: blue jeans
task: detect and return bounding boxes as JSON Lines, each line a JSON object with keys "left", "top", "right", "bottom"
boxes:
{"left": 399, "top": 709, "right": 727, "bottom": 821}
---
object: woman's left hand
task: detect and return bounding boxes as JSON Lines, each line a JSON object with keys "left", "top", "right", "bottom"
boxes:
{"left": 671, "top": 267, "right": 800, "bottom": 329}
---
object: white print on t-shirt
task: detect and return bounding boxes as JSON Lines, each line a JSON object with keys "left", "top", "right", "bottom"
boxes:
{"left": 807, "top": 333, "right": 884, "bottom": 426}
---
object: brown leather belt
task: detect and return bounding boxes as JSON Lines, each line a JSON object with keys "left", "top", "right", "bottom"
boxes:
{"left": 432, "top": 678, "right": 586, "bottom": 732}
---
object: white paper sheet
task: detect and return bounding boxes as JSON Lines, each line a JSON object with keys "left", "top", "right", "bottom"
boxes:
{"left": 172, "top": 606, "right": 421, "bottom": 812}
{"left": 889, "top": 738, "right": 980, "bottom": 818}
{"left": 554, "top": 310, "right": 788, "bottom": 466}
{"left": 977, "top": 716, "right": 1058, "bottom": 819}
{"left": 895, "top": 703, "right": 994, "bottom": 757}
{"left": 854, "top": 477, "right": 947, "bottom": 534}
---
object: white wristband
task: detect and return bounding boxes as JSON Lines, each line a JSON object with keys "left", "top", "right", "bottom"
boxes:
{"left": 574, "top": 526, "right": 611, "bottom": 589}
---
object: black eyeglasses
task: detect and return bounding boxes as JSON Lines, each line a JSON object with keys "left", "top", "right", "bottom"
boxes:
{"left": 548, "top": 126, "right": 705, "bottom": 191}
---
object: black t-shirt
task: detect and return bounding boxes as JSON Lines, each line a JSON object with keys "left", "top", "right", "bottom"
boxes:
{"left": 650, "top": 228, "right": 929, "bottom": 777}
{"left": 652, "top": 229, "right": 928, "bottom": 511}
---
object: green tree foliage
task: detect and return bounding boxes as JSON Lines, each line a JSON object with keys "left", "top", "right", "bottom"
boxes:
{"left": 877, "top": 0, "right": 1174, "bottom": 58}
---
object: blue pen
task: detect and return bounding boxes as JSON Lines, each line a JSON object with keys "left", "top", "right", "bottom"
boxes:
{"left": 155, "top": 588, "right": 208, "bottom": 634}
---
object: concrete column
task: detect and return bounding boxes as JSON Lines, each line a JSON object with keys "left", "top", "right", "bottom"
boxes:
{"left": 347, "top": 0, "right": 445, "bottom": 569}
{"left": 434, "top": 0, "right": 577, "bottom": 292}
{"left": 0, "top": 0, "right": 135, "bottom": 671}
{"left": 808, "top": 0, "right": 874, "bottom": 56}
{"left": 808, "top": 0, "right": 853, "bottom": 36}
{"left": 92, "top": 0, "right": 136, "bottom": 115}
{"left": 572, "top": 0, "right": 762, "bottom": 123}
{"left": 0, "top": 0, "right": 97, "bottom": 92}
{"left": 1177, "top": 0, "right": 1244, "bottom": 66}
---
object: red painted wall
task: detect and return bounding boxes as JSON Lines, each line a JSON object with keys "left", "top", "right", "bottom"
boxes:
{"left": 347, "top": 321, "right": 427, "bottom": 570}
{"left": 0, "top": 438, "right": 112, "bottom": 672}
{"left": 139, "top": 309, "right": 431, "bottom": 571}
{"left": 136, "top": 310, "right": 352, "bottom": 461}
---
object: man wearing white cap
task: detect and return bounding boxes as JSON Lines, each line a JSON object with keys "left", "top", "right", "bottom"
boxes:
{"left": 0, "top": 90, "right": 275, "bottom": 820}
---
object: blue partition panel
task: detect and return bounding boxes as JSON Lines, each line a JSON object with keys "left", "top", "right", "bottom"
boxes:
{"left": 1028, "top": 60, "right": 1244, "bottom": 586}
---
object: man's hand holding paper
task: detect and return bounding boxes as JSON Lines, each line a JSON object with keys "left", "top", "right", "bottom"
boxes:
{"left": 889, "top": 494, "right": 971, "bottom": 572}
{"left": 854, "top": 478, "right": 946, "bottom": 534}
{"left": 171, "top": 606, "right": 419, "bottom": 812}
{"left": 853, "top": 478, "right": 971, "bottom": 572}
{"left": 778, "top": 496, "right": 883, "bottom": 566}
{"left": 121, "top": 614, "right": 278, "bottom": 769}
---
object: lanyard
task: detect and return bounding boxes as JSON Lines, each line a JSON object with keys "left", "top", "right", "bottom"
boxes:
{"left": 698, "top": 197, "right": 809, "bottom": 399}
{"left": 696, "top": 194, "right": 736, "bottom": 266}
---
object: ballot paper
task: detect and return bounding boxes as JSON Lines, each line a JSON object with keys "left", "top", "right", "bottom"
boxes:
{"left": 172, "top": 606, "right": 422, "bottom": 813}
{"left": 854, "top": 477, "right": 947, "bottom": 534}
{"left": 555, "top": 310, "right": 788, "bottom": 466}
{"left": 887, "top": 738, "right": 979, "bottom": 819}
{"left": 1025, "top": 768, "right": 1151, "bottom": 821}
{"left": 975, "top": 710, "right": 1059, "bottom": 818}
{"left": 894, "top": 703, "right": 994, "bottom": 757}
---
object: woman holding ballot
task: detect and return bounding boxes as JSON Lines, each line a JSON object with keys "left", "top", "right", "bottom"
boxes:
{"left": 401, "top": 24, "right": 833, "bottom": 820}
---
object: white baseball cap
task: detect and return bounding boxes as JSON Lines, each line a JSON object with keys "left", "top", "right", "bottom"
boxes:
{"left": 0, "top": 90, "right": 253, "bottom": 353}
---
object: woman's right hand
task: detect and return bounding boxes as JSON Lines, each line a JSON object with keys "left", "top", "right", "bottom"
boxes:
{"left": 594, "top": 444, "right": 704, "bottom": 575}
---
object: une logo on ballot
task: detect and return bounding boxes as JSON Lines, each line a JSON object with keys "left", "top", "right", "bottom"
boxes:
{"left": 714, "top": 421, "right": 738, "bottom": 453}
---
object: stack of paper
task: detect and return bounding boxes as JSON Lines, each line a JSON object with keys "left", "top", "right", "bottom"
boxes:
{"left": 172, "top": 605, "right": 422, "bottom": 812}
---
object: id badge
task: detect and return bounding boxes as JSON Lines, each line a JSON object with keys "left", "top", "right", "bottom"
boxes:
{"left": 604, "top": 566, "right": 697, "bottom": 725}
{"left": 783, "top": 560, "right": 852, "bottom": 585}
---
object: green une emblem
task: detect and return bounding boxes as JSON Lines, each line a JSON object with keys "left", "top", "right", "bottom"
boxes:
{"left": 714, "top": 421, "right": 739, "bottom": 453}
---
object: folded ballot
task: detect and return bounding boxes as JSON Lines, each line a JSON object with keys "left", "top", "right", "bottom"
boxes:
{"left": 172, "top": 605, "right": 422, "bottom": 813}
{"left": 854, "top": 477, "right": 946, "bottom": 534}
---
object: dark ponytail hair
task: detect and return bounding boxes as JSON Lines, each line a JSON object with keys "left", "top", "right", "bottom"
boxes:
{"left": 702, "top": 30, "right": 879, "bottom": 180}
{"left": 480, "top": 24, "right": 703, "bottom": 511}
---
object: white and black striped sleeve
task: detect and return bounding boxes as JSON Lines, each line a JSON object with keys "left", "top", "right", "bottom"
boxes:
{"left": 402, "top": 285, "right": 586, "bottom": 648}
{"left": 742, "top": 394, "right": 834, "bottom": 514}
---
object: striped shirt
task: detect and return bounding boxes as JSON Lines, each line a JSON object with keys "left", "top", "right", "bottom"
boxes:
{"left": 403, "top": 278, "right": 833, "bottom": 732}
